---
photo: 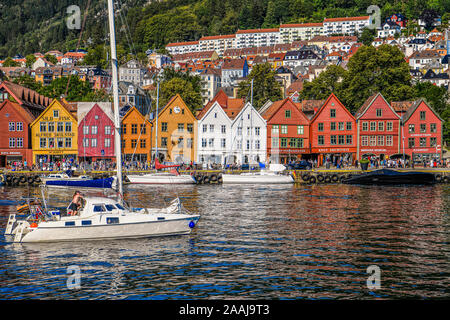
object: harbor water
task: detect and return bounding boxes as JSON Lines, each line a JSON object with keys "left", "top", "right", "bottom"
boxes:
{"left": 0, "top": 183, "right": 448, "bottom": 299}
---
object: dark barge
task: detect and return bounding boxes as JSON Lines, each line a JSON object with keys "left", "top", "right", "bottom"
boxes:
{"left": 341, "top": 169, "right": 436, "bottom": 185}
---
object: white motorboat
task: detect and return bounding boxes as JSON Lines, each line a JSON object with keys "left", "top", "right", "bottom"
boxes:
{"left": 5, "top": 197, "right": 199, "bottom": 243}
{"left": 3, "top": 0, "right": 200, "bottom": 243}
{"left": 41, "top": 173, "right": 116, "bottom": 189}
{"left": 222, "top": 164, "right": 294, "bottom": 184}
{"left": 127, "top": 172, "right": 195, "bottom": 184}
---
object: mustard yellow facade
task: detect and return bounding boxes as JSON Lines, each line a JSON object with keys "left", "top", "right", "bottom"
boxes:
{"left": 30, "top": 99, "right": 78, "bottom": 164}
{"left": 152, "top": 94, "right": 197, "bottom": 163}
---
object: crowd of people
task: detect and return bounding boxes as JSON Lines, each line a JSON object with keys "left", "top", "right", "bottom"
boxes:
{"left": 3, "top": 156, "right": 450, "bottom": 172}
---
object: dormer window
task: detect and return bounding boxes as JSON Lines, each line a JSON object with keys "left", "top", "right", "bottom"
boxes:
{"left": 53, "top": 110, "right": 59, "bottom": 118}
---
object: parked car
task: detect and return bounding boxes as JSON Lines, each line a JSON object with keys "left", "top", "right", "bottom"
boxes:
{"left": 287, "top": 160, "right": 312, "bottom": 170}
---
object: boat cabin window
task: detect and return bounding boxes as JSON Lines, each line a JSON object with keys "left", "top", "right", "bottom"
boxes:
{"left": 65, "top": 221, "right": 75, "bottom": 226}
{"left": 115, "top": 203, "right": 125, "bottom": 210}
{"left": 105, "top": 204, "right": 116, "bottom": 211}
{"left": 93, "top": 204, "right": 106, "bottom": 212}
{"left": 106, "top": 217, "right": 119, "bottom": 224}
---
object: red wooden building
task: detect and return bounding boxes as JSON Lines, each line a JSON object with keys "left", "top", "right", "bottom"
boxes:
{"left": 356, "top": 93, "right": 401, "bottom": 160}
{"left": 400, "top": 99, "right": 443, "bottom": 163}
{"left": 0, "top": 100, "right": 35, "bottom": 167}
{"left": 309, "top": 93, "right": 357, "bottom": 166}
{"left": 77, "top": 103, "right": 115, "bottom": 162}
{"left": 261, "top": 97, "right": 310, "bottom": 164}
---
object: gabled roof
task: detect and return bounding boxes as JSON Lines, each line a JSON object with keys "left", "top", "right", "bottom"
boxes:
{"left": 401, "top": 99, "right": 444, "bottom": 123}
{"left": 122, "top": 105, "right": 150, "bottom": 124}
{"left": 0, "top": 80, "right": 50, "bottom": 110}
{"left": 355, "top": 93, "right": 401, "bottom": 119}
{"left": 0, "top": 99, "right": 35, "bottom": 123}
{"left": 261, "top": 98, "right": 306, "bottom": 123}
{"left": 198, "top": 90, "right": 245, "bottom": 120}
{"left": 30, "top": 99, "right": 78, "bottom": 127}
{"left": 310, "top": 93, "right": 355, "bottom": 123}
{"left": 391, "top": 101, "right": 415, "bottom": 113}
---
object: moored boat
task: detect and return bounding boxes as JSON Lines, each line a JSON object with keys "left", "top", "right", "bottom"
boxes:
{"left": 341, "top": 168, "right": 436, "bottom": 185}
{"left": 41, "top": 173, "right": 116, "bottom": 189}
{"left": 222, "top": 164, "right": 294, "bottom": 184}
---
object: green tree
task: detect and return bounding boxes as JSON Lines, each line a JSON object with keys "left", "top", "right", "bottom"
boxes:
{"left": 300, "top": 65, "right": 346, "bottom": 100}
{"left": 13, "top": 74, "right": 43, "bottom": 92}
{"left": 25, "top": 54, "right": 36, "bottom": 68}
{"left": 160, "top": 78, "right": 203, "bottom": 112}
{"left": 44, "top": 54, "right": 58, "bottom": 65}
{"left": 39, "top": 76, "right": 96, "bottom": 102}
{"left": 2, "top": 57, "right": 19, "bottom": 67}
{"left": 338, "top": 44, "right": 415, "bottom": 112}
{"left": 358, "top": 27, "right": 376, "bottom": 46}
{"left": 237, "top": 63, "right": 282, "bottom": 109}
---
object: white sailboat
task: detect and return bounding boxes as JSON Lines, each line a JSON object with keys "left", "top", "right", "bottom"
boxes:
{"left": 222, "top": 163, "right": 294, "bottom": 184}
{"left": 4, "top": 0, "right": 200, "bottom": 243}
{"left": 126, "top": 159, "right": 196, "bottom": 184}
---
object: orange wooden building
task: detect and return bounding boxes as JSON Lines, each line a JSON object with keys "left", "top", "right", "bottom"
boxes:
{"left": 121, "top": 106, "right": 152, "bottom": 162}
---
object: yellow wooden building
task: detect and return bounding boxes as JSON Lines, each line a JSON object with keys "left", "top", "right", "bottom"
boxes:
{"left": 152, "top": 94, "right": 197, "bottom": 163}
{"left": 30, "top": 99, "right": 78, "bottom": 164}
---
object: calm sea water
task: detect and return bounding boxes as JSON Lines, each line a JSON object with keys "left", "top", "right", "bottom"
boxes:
{"left": 0, "top": 183, "right": 448, "bottom": 299}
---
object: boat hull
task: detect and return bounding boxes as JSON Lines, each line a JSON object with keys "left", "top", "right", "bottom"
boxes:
{"left": 342, "top": 169, "right": 436, "bottom": 185}
{"left": 20, "top": 215, "right": 200, "bottom": 243}
{"left": 127, "top": 174, "right": 195, "bottom": 184}
{"left": 44, "top": 177, "right": 115, "bottom": 188}
{"left": 222, "top": 173, "right": 294, "bottom": 184}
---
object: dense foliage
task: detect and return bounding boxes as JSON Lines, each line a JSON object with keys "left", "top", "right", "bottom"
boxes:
{"left": 1, "top": 0, "right": 450, "bottom": 58}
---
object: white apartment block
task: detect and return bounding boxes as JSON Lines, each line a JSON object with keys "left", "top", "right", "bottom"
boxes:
{"left": 165, "top": 41, "right": 199, "bottom": 55}
{"left": 280, "top": 23, "right": 324, "bottom": 43}
{"left": 323, "top": 16, "right": 371, "bottom": 36}
{"left": 235, "top": 28, "right": 280, "bottom": 48}
{"left": 198, "top": 34, "right": 236, "bottom": 56}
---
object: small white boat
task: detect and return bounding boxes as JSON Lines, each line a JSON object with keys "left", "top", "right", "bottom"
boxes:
{"left": 222, "top": 164, "right": 294, "bottom": 184}
{"left": 127, "top": 172, "right": 195, "bottom": 184}
{"left": 5, "top": 196, "right": 200, "bottom": 243}
{"left": 41, "top": 173, "right": 116, "bottom": 189}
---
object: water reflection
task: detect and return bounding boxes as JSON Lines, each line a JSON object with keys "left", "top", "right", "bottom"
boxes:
{"left": 0, "top": 184, "right": 448, "bottom": 299}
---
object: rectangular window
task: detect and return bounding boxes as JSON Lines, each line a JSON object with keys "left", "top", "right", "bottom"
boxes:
{"left": 48, "top": 122, "right": 54, "bottom": 132}
{"left": 237, "top": 126, "right": 242, "bottom": 136}
{"left": 370, "top": 122, "right": 376, "bottom": 131}
{"left": 9, "top": 122, "right": 15, "bottom": 131}
{"left": 362, "top": 122, "right": 368, "bottom": 131}
{"left": 140, "top": 139, "right": 146, "bottom": 149}
{"left": 272, "top": 125, "right": 279, "bottom": 134}
{"left": 104, "top": 125, "right": 111, "bottom": 135}
{"left": 201, "top": 138, "right": 207, "bottom": 148}
{"left": 121, "top": 124, "right": 127, "bottom": 135}
{"left": 272, "top": 137, "right": 279, "bottom": 148}
{"left": 65, "top": 122, "right": 72, "bottom": 132}
{"left": 297, "top": 125, "right": 304, "bottom": 135}
{"left": 318, "top": 123, "right": 324, "bottom": 131}
{"left": 361, "top": 136, "right": 368, "bottom": 146}
{"left": 187, "top": 123, "right": 193, "bottom": 133}
{"left": 318, "top": 135, "right": 324, "bottom": 145}
{"left": 280, "top": 138, "right": 287, "bottom": 147}
{"left": 346, "top": 122, "right": 352, "bottom": 130}
{"left": 386, "top": 121, "right": 393, "bottom": 131}
{"left": 376, "top": 109, "right": 382, "bottom": 117}
{"left": 221, "top": 138, "right": 226, "bottom": 148}
{"left": 246, "top": 140, "right": 250, "bottom": 150}
{"left": 330, "top": 135, "right": 337, "bottom": 145}
{"left": 131, "top": 124, "right": 138, "bottom": 134}
{"left": 369, "top": 136, "right": 376, "bottom": 146}
{"left": 346, "top": 135, "right": 352, "bottom": 145}
{"left": 408, "top": 138, "right": 415, "bottom": 148}
{"left": 221, "top": 125, "right": 226, "bottom": 134}
{"left": 40, "top": 138, "right": 46, "bottom": 148}
{"left": 420, "top": 111, "right": 426, "bottom": 120}
{"left": 430, "top": 137, "right": 437, "bottom": 147}
{"left": 208, "top": 138, "right": 214, "bottom": 148}
{"left": 419, "top": 137, "right": 426, "bottom": 147}
{"left": 330, "top": 122, "right": 336, "bottom": 131}
{"left": 40, "top": 122, "right": 46, "bottom": 132}
{"left": 378, "top": 122, "right": 384, "bottom": 131}
{"left": 161, "top": 122, "right": 168, "bottom": 133}
{"left": 9, "top": 138, "right": 15, "bottom": 148}
{"left": 131, "top": 139, "right": 137, "bottom": 148}
{"left": 53, "top": 110, "right": 59, "bottom": 118}
{"left": 255, "top": 140, "right": 260, "bottom": 150}
{"left": 281, "top": 125, "right": 288, "bottom": 134}
{"left": 140, "top": 124, "right": 146, "bottom": 134}
{"left": 338, "top": 135, "right": 345, "bottom": 145}
{"left": 57, "top": 122, "right": 64, "bottom": 132}
{"left": 386, "top": 135, "right": 393, "bottom": 146}
{"left": 330, "top": 109, "right": 336, "bottom": 118}
{"left": 56, "top": 138, "right": 63, "bottom": 148}
{"left": 408, "top": 124, "right": 415, "bottom": 133}
{"left": 209, "top": 124, "right": 214, "bottom": 133}
{"left": 65, "top": 138, "right": 72, "bottom": 148}
{"left": 377, "top": 135, "right": 384, "bottom": 146}
{"left": 255, "top": 127, "right": 260, "bottom": 136}
{"left": 104, "top": 138, "right": 111, "bottom": 148}
{"left": 83, "top": 125, "right": 89, "bottom": 135}
{"left": 338, "top": 122, "right": 344, "bottom": 131}
{"left": 285, "top": 110, "right": 291, "bottom": 118}
{"left": 48, "top": 138, "right": 54, "bottom": 148}
{"left": 83, "top": 138, "right": 89, "bottom": 147}
{"left": 91, "top": 138, "right": 97, "bottom": 148}
{"left": 16, "top": 122, "right": 23, "bottom": 131}
{"left": 420, "top": 124, "right": 426, "bottom": 133}
{"left": 430, "top": 123, "right": 437, "bottom": 133}
{"left": 91, "top": 126, "right": 98, "bottom": 135}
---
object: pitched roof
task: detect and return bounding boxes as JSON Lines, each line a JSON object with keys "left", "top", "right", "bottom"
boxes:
{"left": 355, "top": 93, "right": 400, "bottom": 119}
{"left": 391, "top": 101, "right": 414, "bottom": 113}
{"left": 324, "top": 16, "right": 370, "bottom": 22}
{"left": 0, "top": 99, "right": 35, "bottom": 123}
{"left": 198, "top": 90, "right": 245, "bottom": 120}
{"left": 222, "top": 58, "right": 246, "bottom": 70}
{"left": 402, "top": 99, "right": 444, "bottom": 123}
{"left": 0, "top": 80, "right": 50, "bottom": 110}
{"left": 236, "top": 28, "right": 279, "bottom": 34}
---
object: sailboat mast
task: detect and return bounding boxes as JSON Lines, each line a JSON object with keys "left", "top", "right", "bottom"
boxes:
{"left": 107, "top": 0, "right": 123, "bottom": 197}
{"left": 155, "top": 81, "right": 159, "bottom": 160}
